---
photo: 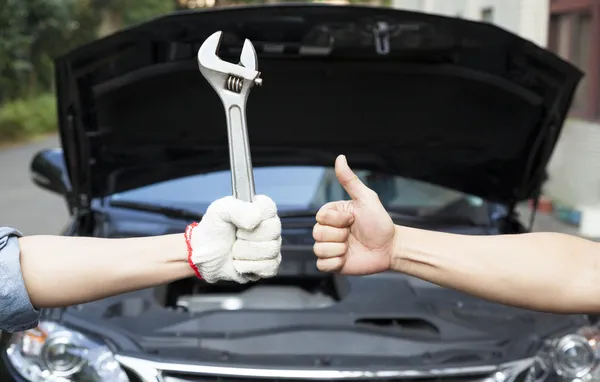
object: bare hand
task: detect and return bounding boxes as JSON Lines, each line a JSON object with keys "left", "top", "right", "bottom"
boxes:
{"left": 312, "top": 155, "right": 396, "bottom": 275}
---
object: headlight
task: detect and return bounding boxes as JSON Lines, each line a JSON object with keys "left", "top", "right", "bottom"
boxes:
{"left": 524, "top": 326, "right": 600, "bottom": 382}
{"left": 4, "top": 321, "right": 129, "bottom": 382}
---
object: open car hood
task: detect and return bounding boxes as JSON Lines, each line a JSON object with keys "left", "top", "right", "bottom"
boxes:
{"left": 54, "top": 4, "right": 582, "bottom": 205}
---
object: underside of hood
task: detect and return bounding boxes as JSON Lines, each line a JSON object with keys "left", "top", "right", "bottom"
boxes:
{"left": 54, "top": 4, "right": 582, "bottom": 206}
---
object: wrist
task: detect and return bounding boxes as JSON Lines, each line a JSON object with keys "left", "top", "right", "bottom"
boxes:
{"left": 185, "top": 222, "right": 202, "bottom": 279}
{"left": 390, "top": 225, "right": 406, "bottom": 272}
{"left": 115, "top": 233, "right": 196, "bottom": 289}
{"left": 389, "top": 224, "right": 427, "bottom": 274}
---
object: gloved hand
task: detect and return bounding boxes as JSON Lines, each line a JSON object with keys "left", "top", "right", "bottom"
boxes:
{"left": 186, "top": 195, "right": 282, "bottom": 283}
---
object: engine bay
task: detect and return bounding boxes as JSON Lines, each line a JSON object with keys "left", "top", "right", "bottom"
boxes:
{"left": 160, "top": 276, "right": 341, "bottom": 314}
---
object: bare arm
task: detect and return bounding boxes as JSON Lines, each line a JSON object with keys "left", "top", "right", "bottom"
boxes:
{"left": 392, "top": 226, "right": 600, "bottom": 313}
{"left": 18, "top": 234, "right": 193, "bottom": 308}
{"left": 312, "top": 155, "right": 600, "bottom": 314}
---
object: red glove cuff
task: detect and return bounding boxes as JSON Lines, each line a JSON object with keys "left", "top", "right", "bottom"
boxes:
{"left": 185, "top": 222, "right": 203, "bottom": 279}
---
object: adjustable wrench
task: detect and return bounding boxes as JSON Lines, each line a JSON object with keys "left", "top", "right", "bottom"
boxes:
{"left": 197, "top": 31, "right": 263, "bottom": 203}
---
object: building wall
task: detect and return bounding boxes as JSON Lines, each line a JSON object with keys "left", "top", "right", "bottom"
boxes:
{"left": 546, "top": 119, "right": 600, "bottom": 207}
{"left": 391, "top": 0, "right": 549, "bottom": 46}
{"left": 544, "top": 1, "right": 600, "bottom": 211}
{"left": 393, "top": 0, "right": 600, "bottom": 222}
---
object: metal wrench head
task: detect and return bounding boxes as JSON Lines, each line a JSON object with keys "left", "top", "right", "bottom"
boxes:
{"left": 197, "top": 31, "right": 262, "bottom": 95}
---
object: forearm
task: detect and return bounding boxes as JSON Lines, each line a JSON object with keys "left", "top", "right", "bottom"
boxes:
{"left": 392, "top": 226, "right": 600, "bottom": 313}
{"left": 18, "top": 234, "right": 194, "bottom": 308}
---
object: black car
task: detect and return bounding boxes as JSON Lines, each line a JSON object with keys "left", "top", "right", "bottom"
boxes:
{"left": 1, "top": 3, "right": 593, "bottom": 382}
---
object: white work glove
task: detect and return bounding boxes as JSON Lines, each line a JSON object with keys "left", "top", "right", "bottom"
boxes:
{"left": 186, "top": 195, "right": 282, "bottom": 283}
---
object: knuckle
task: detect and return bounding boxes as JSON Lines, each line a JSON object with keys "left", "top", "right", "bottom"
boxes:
{"left": 319, "top": 209, "right": 331, "bottom": 221}
{"left": 313, "top": 241, "right": 320, "bottom": 252}
{"left": 312, "top": 225, "right": 323, "bottom": 241}
{"left": 312, "top": 224, "right": 320, "bottom": 241}
{"left": 335, "top": 242, "right": 348, "bottom": 256}
{"left": 313, "top": 242, "right": 324, "bottom": 256}
{"left": 343, "top": 227, "right": 351, "bottom": 239}
{"left": 340, "top": 242, "right": 348, "bottom": 255}
{"left": 316, "top": 261, "right": 326, "bottom": 272}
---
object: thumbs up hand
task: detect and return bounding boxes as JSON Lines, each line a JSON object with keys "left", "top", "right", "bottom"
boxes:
{"left": 313, "top": 155, "right": 397, "bottom": 275}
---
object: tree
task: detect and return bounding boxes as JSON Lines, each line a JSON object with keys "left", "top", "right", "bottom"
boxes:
{"left": 0, "top": 0, "right": 77, "bottom": 101}
{"left": 92, "top": 0, "right": 175, "bottom": 37}
{"left": 0, "top": 0, "right": 29, "bottom": 101}
{"left": 0, "top": 0, "right": 176, "bottom": 102}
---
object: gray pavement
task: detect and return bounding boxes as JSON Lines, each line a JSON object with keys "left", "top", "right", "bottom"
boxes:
{"left": 0, "top": 134, "right": 587, "bottom": 237}
{"left": 0, "top": 135, "right": 68, "bottom": 235}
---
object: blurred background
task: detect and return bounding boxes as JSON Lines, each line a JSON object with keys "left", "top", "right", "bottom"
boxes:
{"left": 0, "top": 0, "right": 597, "bottom": 237}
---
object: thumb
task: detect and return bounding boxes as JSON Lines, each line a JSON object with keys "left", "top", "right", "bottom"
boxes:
{"left": 335, "top": 155, "right": 374, "bottom": 201}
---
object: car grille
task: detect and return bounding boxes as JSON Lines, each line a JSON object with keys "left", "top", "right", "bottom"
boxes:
{"left": 162, "top": 374, "right": 491, "bottom": 382}
{"left": 115, "top": 354, "right": 534, "bottom": 382}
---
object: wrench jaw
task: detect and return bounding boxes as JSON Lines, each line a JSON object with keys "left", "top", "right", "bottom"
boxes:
{"left": 197, "top": 31, "right": 262, "bottom": 102}
{"left": 240, "top": 39, "right": 258, "bottom": 72}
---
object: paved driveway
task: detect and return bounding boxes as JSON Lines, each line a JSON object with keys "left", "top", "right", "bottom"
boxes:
{"left": 0, "top": 135, "right": 67, "bottom": 235}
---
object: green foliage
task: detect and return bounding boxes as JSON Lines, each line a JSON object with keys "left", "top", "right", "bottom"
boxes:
{"left": 0, "top": 0, "right": 176, "bottom": 141}
{"left": 0, "top": 94, "right": 58, "bottom": 141}
{"left": 0, "top": 0, "right": 34, "bottom": 101}
{"left": 90, "top": 0, "right": 175, "bottom": 36}
{"left": 0, "top": 0, "right": 82, "bottom": 101}
{"left": 120, "top": 0, "right": 175, "bottom": 26}
{"left": 0, "top": 0, "right": 176, "bottom": 102}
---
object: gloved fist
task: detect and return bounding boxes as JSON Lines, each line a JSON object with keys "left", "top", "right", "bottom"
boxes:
{"left": 187, "top": 195, "right": 282, "bottom": 283}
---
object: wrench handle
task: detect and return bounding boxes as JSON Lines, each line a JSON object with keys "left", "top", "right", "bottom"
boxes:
{"left": 225, "top": 103, "right": 256, "bottom": 203}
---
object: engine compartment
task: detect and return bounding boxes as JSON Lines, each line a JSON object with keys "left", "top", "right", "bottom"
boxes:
{"left": 150, "top": 217, "right": 527, "bottom": 316}
{"left": 159, "top": 275, "right": 341, "bottom": 314}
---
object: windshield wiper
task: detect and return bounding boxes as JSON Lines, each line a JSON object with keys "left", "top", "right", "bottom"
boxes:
{"left": 108, "top": 200, "right": 204, "bottom": 221}
{"left": 278, "top": 209, "right": 319, "bottom": 219}
{"left": 277, "top": 205, "right": 486, "bottom": 226}
{"left": 383, "top": 207, "right": 485, "bottom": 227}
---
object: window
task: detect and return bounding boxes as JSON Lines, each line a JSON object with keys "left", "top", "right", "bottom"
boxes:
{"left": 548, "top": 12, "right": 593, "bottom": 115}
{"left": 109, "top": 166, "right": 481, "bottom": 213}
{"left": 481, "top": 7, "right": 494, "bottom": 23}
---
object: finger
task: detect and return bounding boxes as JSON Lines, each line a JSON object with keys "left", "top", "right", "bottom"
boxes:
{"left": 317, "top": 257, "right": 345, "bottom": 273}
{"left": 334, "top": 155, "right": 376, "bottom": 201}
{"left": 234, "top": 256, "right": 281, "bottom": 278}
{"left": 208, "top": 196, "right": 262, "bottom": 230}
{"left": 237, "top": 216, "right": 281, "bottom": 242}
{"left": 313, "top": 223, "right": 349, "bottom": 243}
{"left": 232, "top": 238, "right": 282, "bottom": 261}
{"left": 253, "top": 194, "right": 278, "bottom": 220}
{"left": 200, "top": 260, "right": 250, "bottom": 284}
{"left": 316, "top": 206, "right": 354, "bottom": 228}
{"left": 237, "top": 271, "right": 260, "bottom": 282}
{"left": 313, "top": 242, "right": 348, "bottom": 259}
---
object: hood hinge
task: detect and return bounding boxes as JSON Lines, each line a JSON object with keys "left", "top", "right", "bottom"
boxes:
{"left": 373, "top": 21, "right": 391, "bottom": 55}
{"left": 528, "top": 188, "right": 541, "bottom": 231}
{"left": 74, "top": 194, "right": 94, "bottom": 236}
{"left": 66, "top": 110, "right": 95, "bottom": 235}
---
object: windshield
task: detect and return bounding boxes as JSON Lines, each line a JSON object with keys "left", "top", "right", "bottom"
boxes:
{"left": 108, "top": 166, "right": 487, "bottom": 215}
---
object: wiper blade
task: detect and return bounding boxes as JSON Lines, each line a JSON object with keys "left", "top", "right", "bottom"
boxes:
{"left": 277, "top": 209, "right": 319, "bottom": 219}
{"left": 279, "top": 207, "right": 482, "bottom": 226}
{"left": 385, "top": 208, "right": 483, "bottom": 227}
{"left": 108, "top": 200, "right": 204, "bottom": 221}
